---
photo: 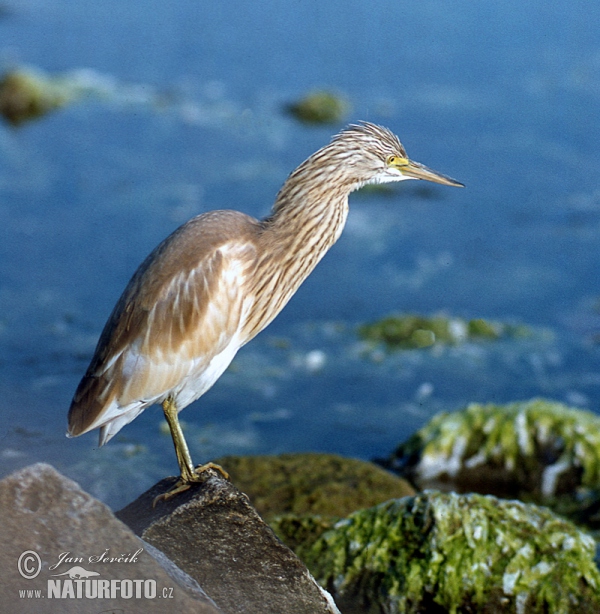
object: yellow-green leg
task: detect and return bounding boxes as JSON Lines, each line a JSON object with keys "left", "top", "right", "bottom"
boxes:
{"left": 163, "top": 396, "right": 196, "bottom": 483}
{"left": 153, "top": 397, "right": 229, "bottom": 506}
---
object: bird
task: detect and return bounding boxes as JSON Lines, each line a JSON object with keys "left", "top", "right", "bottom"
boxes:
{"left": 67, "top": 121, "right": 463, "bottom": 500}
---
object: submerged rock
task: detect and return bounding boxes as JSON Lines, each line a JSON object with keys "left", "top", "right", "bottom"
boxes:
{"left": 286, "top": 90, "right": 349, "bottom": 125}
{"left": 0, "top": 70, "right": 70, "bottom": 125}
{"left": 380, "top": 399, "right": 600, "bottom": 529}
{"left": 282, "top": 492, "right": 600, "bottom": 614}
{"left": 213, "top": 453, "right": 414, "bottom": 521}
{"left": 0, "top": 66, "right": 153, "bottom": 126}
{"left": 358, "top": 313, "right": 530, "bottom": 350}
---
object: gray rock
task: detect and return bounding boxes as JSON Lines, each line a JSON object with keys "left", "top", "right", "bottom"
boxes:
{"left": 117, "top": 470, "right": 341, "bottom": 614}
{"left": 0, "top": 463, "right": 221, "bottom": 613}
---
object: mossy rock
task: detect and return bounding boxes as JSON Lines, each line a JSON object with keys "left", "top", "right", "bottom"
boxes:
{"left": 212, "top": 453, "right": 414, "bottom": 521}
{"left": 358, "top": 313, "right": 530, "bottom": 350}
{"left": 0, "top": 70, "right": 69, "bottom": 125}
{"left": 287, "top": 492, "right": 600, "bottom": 614}
{"left": 286, "top": 90, "right": 349, "bottom": 125}
{"left": 270, "top": 514, "right": 339, "bottom": 554}
{"left": 381, "top": 399, "right": 600, "bottom": 529}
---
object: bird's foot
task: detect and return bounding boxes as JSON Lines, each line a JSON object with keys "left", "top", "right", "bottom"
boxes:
{"left": 152, "top": 480, "right": 192, "bottom": 506}
{"left": 193, "top": 461, "right": 230, "bottom": 481}
{"left": 152, "top": 462, "right": 229, "bottom": 507}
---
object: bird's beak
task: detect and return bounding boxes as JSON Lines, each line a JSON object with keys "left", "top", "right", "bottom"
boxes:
{"left": 393, "top": 158, "right": 464, "bottom": 187}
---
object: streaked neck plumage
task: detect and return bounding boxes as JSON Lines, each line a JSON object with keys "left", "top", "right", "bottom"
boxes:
{"left": 241, "top": 142, "right": 363, "bottom": 339}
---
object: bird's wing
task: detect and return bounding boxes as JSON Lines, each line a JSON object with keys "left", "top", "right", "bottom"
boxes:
{"left": 68, "top": 212, "right": 259, "bottom": 437}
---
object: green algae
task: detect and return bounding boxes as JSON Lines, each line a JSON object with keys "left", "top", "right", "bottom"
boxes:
{"left": 358, "top": 313, "right": 531, "bottom": 350}
{"left": 292, "top": 492, "right": 600, "bottom": 614}
{"left": 270, "top": 514, "right": 339, "bottom": 554}
{"left": 389, "top": 399, "right": 600, "bottom": 502}
{"left": 0, "top": 66, "right": 153, "bottom": 126}
{"left": 212, "top": 453, "right": 414, "bottom": 521}
{"left": 286, "top": 90, "right": 349, "bottom": 125}
{"left": 0, "top": 70, "right": 70, "bottom": 125}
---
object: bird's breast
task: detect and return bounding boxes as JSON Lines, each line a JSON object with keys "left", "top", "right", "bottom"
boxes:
{"left": 168, "top": 331, "right": 244, "bottom": 410}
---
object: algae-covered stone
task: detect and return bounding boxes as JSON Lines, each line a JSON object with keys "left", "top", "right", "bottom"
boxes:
{"left": 0, "top": 69, "right": 70, "bottom": 125}
{"left": 358, "top": 313, "right": 529, "bottom": 350}
{"left": 213, "top": 453, "right": 414, "bottom": 521}
{"left": 297, "top": 492, "right": 600, "bottom": 614}
{"left": 286, "top": 90, "right": 349, "bottom": 125}
{"left": 271, "top": 514, "right": 339, "bottom": 554}
{"left": 381, "top": 399, "right": 600, "bottom": 527}
{"left": 0, "top": 66, "right": 149, "bottom": 126}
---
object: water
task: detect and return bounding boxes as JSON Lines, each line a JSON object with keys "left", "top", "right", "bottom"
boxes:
{"left": 0, "top": 1, "right": 599, "bottom": 509}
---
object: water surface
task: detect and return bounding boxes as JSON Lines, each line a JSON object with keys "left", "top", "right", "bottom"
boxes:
{"left": 0, "top": 1, "right": 599, "bottom": 509}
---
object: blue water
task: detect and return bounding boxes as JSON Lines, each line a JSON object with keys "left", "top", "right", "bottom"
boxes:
{"left": 1, "top": 1, "right": 599, "bottom": 509}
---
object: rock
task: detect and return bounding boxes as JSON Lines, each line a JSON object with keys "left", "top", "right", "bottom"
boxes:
{"left": 116, "top": 469, "right": 340, "bottom": 614}
{"left": 0, "top": 463, "right": 220, "bottom": 613}
{"left": 358, "top": 312, "right": 531, "bottom": 351}
{"left": 285, "top": 491, "right": 600, "bottom": 614}
{"left": 213, "top": 453, "right": 415, "bottom": 521}
{"left": 286, "top": 90, "right": 349, "bottom": 125}
{"left": 379, "top": 399, "right": 600, "bottom": 530}
{"left": 0, "top": 66, "right": 148, "bottom": 127}
{"left": 0, "top": 70, "right": 69, "bottom": 126}
{"left": 270, "top": 515, "right": 340, "bottom": 557}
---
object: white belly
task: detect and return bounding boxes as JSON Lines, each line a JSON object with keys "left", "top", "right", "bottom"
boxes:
{"left": 97, "top": 334, "right": 243, "bottom": 445}
{"left": 169, "top": 335, "right": 242, "bottom": 410}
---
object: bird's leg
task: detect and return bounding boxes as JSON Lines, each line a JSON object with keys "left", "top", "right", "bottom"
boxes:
{"left": 163, "top": 396, "right": 196, "bottom": 483}
{"left": 153, "top": 397, "right": 229, "bottom": 506}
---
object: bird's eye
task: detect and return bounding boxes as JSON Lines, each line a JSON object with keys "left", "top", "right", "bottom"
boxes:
{"left": 386, "top": 155, "right": 408, "bottom": 167}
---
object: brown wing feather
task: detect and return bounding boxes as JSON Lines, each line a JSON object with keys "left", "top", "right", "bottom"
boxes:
{"left": 68, "top": 210, "right": 259, "bottom": 437}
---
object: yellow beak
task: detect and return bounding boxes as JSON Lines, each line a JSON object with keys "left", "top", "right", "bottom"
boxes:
{"left": 393, "top": 158, "right": 464, "bottom": 187}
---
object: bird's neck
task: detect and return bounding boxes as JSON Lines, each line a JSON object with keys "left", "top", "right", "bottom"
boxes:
{"left": 262, "top": 141, "right": 366, "bottom": 251}
{"left": 240, "top": 168, "right": 354, "bottom": 340}
{"left": 266, "top": 172, "right": 351, "bottom": 256}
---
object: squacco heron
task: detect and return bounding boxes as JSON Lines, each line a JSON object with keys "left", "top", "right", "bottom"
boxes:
{"left": 67, "top": 122, "right": 463, "bottom": 499}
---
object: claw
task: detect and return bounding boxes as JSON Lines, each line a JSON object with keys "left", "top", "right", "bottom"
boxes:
{"left": 152, "top": 480, "right": 192, "bottom": 507}
{"left": 196, "top": 461, "right": 230, "bottom": 481}
{"left": 152, "top": 462, "right": 229, "bottom": 507}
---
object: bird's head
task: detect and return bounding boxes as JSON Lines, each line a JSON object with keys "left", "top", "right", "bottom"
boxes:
{"left": 327, "top": 121, "right": 464, "bottom": 189}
